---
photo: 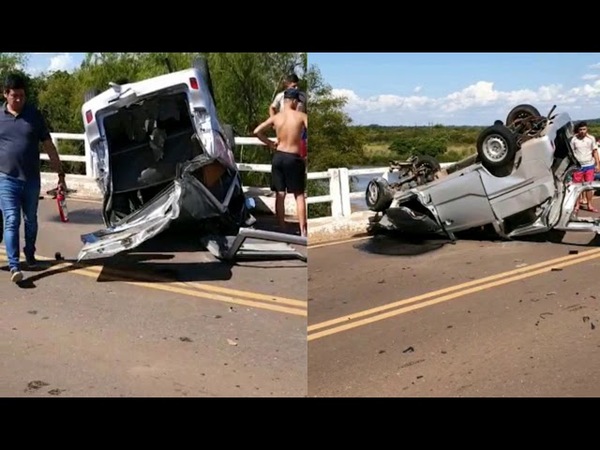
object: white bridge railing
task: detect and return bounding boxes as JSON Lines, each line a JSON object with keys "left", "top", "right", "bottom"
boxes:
{"left": 45, "top": 133, "right": 454, "bottom": 221}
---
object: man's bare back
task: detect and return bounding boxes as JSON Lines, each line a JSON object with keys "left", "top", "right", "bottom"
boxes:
{"left": 253, "top": 88, "right": 309, "bottom": 237}
{"left": 272, "top": 108, "right": 308, "bottom": 155}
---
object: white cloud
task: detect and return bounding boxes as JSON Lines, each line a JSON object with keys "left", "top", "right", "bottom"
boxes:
{"left": 582, "top": 74, "right": 598, "bottom": 80}
{"left": 589, "top": 63, "right": 600, "bottom": 69}
{"left": 48, "top": 53, "right": 77, "bottom": 73}
{"left": 414, "top": 86, "right": 422, "bottom": 93}
{"left": 332, "top": 79, "right": 600, "bottom": 126}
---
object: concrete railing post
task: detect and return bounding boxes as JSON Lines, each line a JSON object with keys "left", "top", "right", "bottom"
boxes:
{"left": 338, "top": 167, "right": 352, "bottom": 217}
{"left": 328, "top": 168, "right": 342, "bottom": 218}
{"left": 84, "top": 139, "right": 93, "bottom": 178}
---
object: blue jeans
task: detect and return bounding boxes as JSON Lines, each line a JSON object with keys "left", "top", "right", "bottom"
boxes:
{"left": 0, "top": 173, "right": 40, "bottom": 270}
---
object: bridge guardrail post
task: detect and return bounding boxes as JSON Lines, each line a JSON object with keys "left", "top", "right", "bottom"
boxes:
{"left": 328, "top": 168, "right": 342, "bottom": 218}
{"left": 338, "top": 167, "right": 352, "bottom": 217}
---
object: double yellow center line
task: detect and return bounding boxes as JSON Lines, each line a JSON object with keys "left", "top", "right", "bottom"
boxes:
{"left": 308, "top": 247, "right": 600, "bottom": 341}
{"left": 0, "top": 249, "right": 306, "bottom": 317}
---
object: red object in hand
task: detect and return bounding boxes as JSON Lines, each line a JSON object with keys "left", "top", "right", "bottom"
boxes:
{"left": 56, "top": 185, "right": 69, "bottom": 222}
{"left": 300, "top": 128, "right": 307, "bottom": 159}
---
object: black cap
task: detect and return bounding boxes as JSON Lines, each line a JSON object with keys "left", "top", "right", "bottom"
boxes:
{"left": 283, "top": 88, "right": 301, "bottom": 100}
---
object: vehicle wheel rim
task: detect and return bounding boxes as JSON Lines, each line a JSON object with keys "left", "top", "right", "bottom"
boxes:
{"left": 483, "top": 135, "right": 508, "bottom": 162}
{"left": 367, "top": 182, "right": 379, "bottom": 205}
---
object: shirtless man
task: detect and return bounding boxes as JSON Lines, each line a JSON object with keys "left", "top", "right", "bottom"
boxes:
{"left": 254, "top": 88, "right": 308, "bottom": 236}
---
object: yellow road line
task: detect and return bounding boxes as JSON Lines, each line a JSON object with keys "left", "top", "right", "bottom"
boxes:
{"left": 308, "top": 247, "right": 600, "bottom": 340}
{"left": 308, "top": 236, "right": 371, "bottom": 249}
{"left": 0, "top": 250, "right": 306, "bottom": 316}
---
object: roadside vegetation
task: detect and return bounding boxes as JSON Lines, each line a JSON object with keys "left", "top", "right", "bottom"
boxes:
{"left": 0, "top": 52, "right": 306, "bottom": 189}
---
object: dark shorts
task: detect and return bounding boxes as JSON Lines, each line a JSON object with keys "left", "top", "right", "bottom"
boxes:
{"left": 271, "top": 150, "right": 306, "bottom": 194}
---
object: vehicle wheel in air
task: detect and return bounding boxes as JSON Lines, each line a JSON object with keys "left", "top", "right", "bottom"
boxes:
{"left": 476, "top": 124, "right": 518, "bottom": 170}
{"left": 414, "top": 154, "right": 441, "bottom": 182}
{"left": 506, "top": 104, "right": 541, "bottom": 126}
{"left": 365, "top": 177, "right": 393, "bottom": 212}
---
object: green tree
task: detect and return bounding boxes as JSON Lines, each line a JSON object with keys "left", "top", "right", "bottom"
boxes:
{"left": 307, "top": 64, "right": 365, "bottom": 172}
{"left": 305, "top": 64, "right": 366, "bottom": 218}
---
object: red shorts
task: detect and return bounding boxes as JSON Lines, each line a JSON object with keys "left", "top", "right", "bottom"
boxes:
{"left": 300, "top": 139, "right": 307, "bottom": 159}
{"left": 572, "top": 166, "right": 595, "bottom": 183}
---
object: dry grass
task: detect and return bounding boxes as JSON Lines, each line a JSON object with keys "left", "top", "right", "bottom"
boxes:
{"left": 363, "top": 143, "right": 394, "bottom": 161}
{"left": 364, "top": 142, "right": 476, "bottom": 162}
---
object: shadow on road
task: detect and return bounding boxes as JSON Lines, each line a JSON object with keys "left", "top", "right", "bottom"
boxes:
{"left": 354, "top": 226, "right": 600, "bottom": 257}
{"left": 354, "top": 232, "right": 450, "bottom": 256}
{"left": 3, "top": 253, "right": 234, "bottom": 289}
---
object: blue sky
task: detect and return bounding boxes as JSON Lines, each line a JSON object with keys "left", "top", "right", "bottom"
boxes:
{"left": 24, "top": 53, "right": 86, "bottom": 76}
{"left": 309, "top": 52, "right": 600, "bottom": 126}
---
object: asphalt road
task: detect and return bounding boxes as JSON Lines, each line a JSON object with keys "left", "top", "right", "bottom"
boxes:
{"left": 0, "top": 197, "right": 307, "bottom": 397}
{"left": 308, "top": 227, "right": 600, "bottom": 397}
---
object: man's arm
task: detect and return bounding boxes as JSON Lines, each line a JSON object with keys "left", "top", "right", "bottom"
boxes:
{"left": 253, "top": 117, "right": 277, "bottom": 150}
{"left": 41, "top": 138, "right": 67, "bottom": 188}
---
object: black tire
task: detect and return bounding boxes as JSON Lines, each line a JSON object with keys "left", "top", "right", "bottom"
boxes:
{"left": 476, "top": 124, "right": 518, "bottom": 170}
{"left": 84, "top": 88, "right": 100, "bottom": 102}
{"left": 365, "top": 178, "right": 393, "bottom": 212}
{"left": 192, "top": 56, "right": 216, "bottom": 105}
{"left": 506, "top": 104, "right": 541, "bottom": 126}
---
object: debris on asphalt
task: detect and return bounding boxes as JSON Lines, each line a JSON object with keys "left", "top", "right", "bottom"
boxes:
{"left": 378, "top": 350, "right": 386, "bottom": 354}
{"left": 547, "top": 291, "right": 557, "bottom": 296}
{"left": 400, "top": 359, "right": 425, "bottom": 369}
{"left": 25, "top": 380, "right": 49, "bottom": 392}
{"left": 540, "top": 312, "right": 553, "bottom": 319}
{"left": 179, "top": 337, "right": 193, "bottom": 342}
{"left": 447, "top": 325, "right": 453, "bottom": 329}
{"left": 551, "top": 268, "right": 562, "bottom": 272}
{"left": 441, "top": 350, "right": 447, "bottom": 354}
{"left": 214, "top": 315, "right": 222, "bottom": 319}
{"left": 227, "top": 339, "right": 238, "bottom": 346}
{"left": 378, "top": 279, "right": 385, "bottom": 284}
{"left": 27, "top": 310, "right": 37, "bottom": 315}
{"left": 48, "top": 389, "right": 66, "bottom": 396}
{"left": 403, "top": 346, "right": 414, "bottom": 353}
{"left": 54, "top": 252, "right": 64, "bottom": 261}
{"left": 583, "top": 316, "right": 590, "bottom": 323}
{"left": 569, "top": 250, "right": 579, "bottom": 255}
{"left": 591, "top": 295, "right": 597, "bottom": 300}
{"left": 516, "top": 263, "right": 528, "bottom": 268}
{"left": 592, "top": 323, "right": 596, "bottom": 330}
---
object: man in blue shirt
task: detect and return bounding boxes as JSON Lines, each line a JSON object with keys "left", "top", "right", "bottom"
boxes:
{"left": 0, "top": 73, "right": 67, "bottom": 283}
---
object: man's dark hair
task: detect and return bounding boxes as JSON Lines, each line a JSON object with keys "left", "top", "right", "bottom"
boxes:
{"left": 3, "top": 72, "right": 27, "bottom": 93}
{"left": 285, "top": 74, "right": 299, "bottom": 84}
{"left": 575, "top": 121, "right": 588, "bottom": 132}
